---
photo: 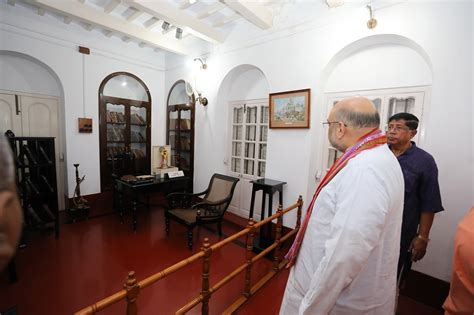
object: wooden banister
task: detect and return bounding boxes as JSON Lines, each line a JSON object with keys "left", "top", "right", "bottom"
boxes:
{"left": 76, "top": 196, "right": 303, "bottom": 315}
{"left": 244, "top": 219, "right": 255, "bottom": 298}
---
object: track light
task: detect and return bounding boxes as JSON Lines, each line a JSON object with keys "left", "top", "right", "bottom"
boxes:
{"left": 162, "top": 21, "right": 170, "bottom": 31}
{"left": 176, "top": 28, "right": 183, "bottom": 39}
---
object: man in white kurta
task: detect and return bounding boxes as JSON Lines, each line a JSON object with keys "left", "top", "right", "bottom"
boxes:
{"left": 280, "top": 97, "right": 404, "bottom": 315}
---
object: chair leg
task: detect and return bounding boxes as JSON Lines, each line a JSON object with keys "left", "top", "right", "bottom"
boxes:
{"left": 217, "top": 221, "right": 223, "bottom": 236}
{"left": 187, "top": 227, "right": 194, "bottom": 251}
{"left": 165, "top": 214, "right": 170, "bottom": 236}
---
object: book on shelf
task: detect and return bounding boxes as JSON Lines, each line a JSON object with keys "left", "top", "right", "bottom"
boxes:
{"left": 106, "top": 111, "right": 125, "bottom": 123}
{"left": 131, "top": 113, "right": 146, "bottom": 125}
{"left": 107, "top": 146, "right": 125, "bottom": 158}
{"left": 132, "top": 149, "right": 146, "bottom": 159}
{"left": 131, "top": 131, "right": 145, "bottom": 142}
{"left": 179, "top": 138, "right": 191, "bottom": 151}
{"left": 107, "top": 127, "right": 125, "bottom": 141}
{"left": 169, "top": 119, "right": 177, "bottom": 130}
{"left": 180, "top": 119, "right": 191, "bottom": 130}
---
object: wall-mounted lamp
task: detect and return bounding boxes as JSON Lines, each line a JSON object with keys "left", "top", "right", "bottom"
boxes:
{"left": 175, "top": 28, "right": 183, "bottom": 39}
{"left": 193, "top": 58, "right": 208, "bottom": 106}
{"left": 193, "top": 57, "right": 207, "bottom": 70}
{"left": 366, "top": 5, "right": 377, "bottom": 29}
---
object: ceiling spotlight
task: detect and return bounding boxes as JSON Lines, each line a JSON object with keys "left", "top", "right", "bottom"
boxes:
{"left": 189, "top": 0, "right": 197, "bottom": 4}
{"left": 326, "top": 0, "right": 344, "bottom": 8}
{"left": 162, "top": 21, "right": 170, "bottom": 31}
{"left": 176, "top": 28, "right": 183, "bottom": 39}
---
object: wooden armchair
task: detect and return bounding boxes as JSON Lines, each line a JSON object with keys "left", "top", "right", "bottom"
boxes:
{"left": 165, "top": 173, "right": 239, "bottom": 250}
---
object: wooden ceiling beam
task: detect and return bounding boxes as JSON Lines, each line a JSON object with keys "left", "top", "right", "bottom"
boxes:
{"left": 126, "top": 0, "right": 224, "bottom": 43}
{"left": 221, "top": 0, "right": 272, "bottom": 29}
{"left": 31, "top": 0, "right": 192, "bottom": 55}
{"left": 104, "top": 0, "right": 121, "bottom": 14}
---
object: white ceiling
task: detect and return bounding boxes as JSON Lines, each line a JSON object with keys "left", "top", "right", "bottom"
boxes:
{"left": 3, "top": 0, "right": 392, "bottom": 57}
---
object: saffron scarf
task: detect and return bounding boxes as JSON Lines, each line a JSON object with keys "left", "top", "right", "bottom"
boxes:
{"left": 285, "top": 128, "right": 387, "bottom": 268}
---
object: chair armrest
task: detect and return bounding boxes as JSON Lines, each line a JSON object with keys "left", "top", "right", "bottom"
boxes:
{"left": 191, "top": 197, "right": 231, "bottom": 217}
{"left": 166, "top": 190, "right": 207, "bottom": 209}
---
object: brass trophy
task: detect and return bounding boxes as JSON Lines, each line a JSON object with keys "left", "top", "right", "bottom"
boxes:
{"left": 159, "top": 146, "right": 169, "bottom": 169}
{"left": 70, "top": 163, "right": 90, "bottom": 222}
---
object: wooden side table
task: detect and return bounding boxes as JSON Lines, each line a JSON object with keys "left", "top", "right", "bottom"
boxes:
{"left": 249, "top": 178, "right": 286, "bottom": 249}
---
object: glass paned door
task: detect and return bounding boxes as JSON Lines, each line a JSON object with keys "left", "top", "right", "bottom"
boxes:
{"left": 228, "top": 99, "right": 269, "bottom": 219}
{"left": 229, "top": 102, "right": 268, "bottom": 178}
{"left": 179, "top": 108, "right": 192, "bottom": 171}
{"left": 130, "top": 105, "right": 148, "bottom": 174}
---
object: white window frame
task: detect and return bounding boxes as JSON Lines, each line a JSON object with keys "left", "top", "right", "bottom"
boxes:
{"left": 228, "top": 99, "right": 268, "bottom": 180}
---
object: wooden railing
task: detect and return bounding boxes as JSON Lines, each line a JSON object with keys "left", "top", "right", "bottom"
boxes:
{"left": 75, "top": 196, "right": 303, "bottom": 315}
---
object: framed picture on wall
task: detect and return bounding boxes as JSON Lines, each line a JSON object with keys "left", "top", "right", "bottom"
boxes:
{"left": 269, "top": 88, "right": 311, "bottom": 128}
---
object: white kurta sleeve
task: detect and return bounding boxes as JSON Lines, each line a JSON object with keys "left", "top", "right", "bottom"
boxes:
{"left": 299, "top": 164, "right": 390, "bottom": 314}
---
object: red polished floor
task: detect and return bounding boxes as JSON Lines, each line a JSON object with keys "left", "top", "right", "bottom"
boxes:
{"left": 0, "top": 202, "right": 280, "bottom": 315}
{"left": 1, "top": 198, "right": 443, "bottom": 315}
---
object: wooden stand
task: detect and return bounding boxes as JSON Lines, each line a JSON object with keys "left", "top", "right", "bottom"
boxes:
{"left": 248, "top": 178, "right": 286, "bottom": 251}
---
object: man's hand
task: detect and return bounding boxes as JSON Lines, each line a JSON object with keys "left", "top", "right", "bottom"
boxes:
{"left": 410, "top": 236, "right": 428, "bottom": 261}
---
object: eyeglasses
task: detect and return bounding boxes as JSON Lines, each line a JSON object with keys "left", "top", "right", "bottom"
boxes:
{"left": 322, "top": 121, "right": 348, "bottom": 127}
{"left": 385, "top": 125, "right": 411, "bottom": 132}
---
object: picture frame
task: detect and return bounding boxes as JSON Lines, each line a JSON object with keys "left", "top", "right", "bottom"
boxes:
{"left": 269, "top": 88, "right": 311, "bottom": 129}
{"left": 78, "top": 118, "right": 93, "bottom": 133}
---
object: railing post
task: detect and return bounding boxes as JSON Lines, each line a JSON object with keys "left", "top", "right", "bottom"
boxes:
{"left": 273, "top": 205, "right": 284, "bottom": 271}
{"left": 201, "top": 238, "right": 211, "bottom": 315}
{"left": 124, "top": 271, "right": 139, "bottom": 315}
{"left": 243, "top": 219, "right": 255, "bottom": 298}
{"left": 296, "top": 195, "right": 303, "bottom": 230}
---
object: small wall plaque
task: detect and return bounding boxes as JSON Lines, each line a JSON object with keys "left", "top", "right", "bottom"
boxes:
{"left": 78, "top": 118, "right": 93, "bottom": 133}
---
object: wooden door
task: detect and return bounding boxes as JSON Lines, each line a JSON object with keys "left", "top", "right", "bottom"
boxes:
{"left": 19, "top": 95, "right": 64, "bottom": 210}
{"left": 0, "top": 93, "right": 22, "bottom": 135}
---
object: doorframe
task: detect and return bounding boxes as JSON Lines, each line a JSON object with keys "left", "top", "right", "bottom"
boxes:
{"left": 0, "top": 88, "right": 67, "bottom": 210}
{"left": 226, "top": 97, "right": 268, "bottom": 219}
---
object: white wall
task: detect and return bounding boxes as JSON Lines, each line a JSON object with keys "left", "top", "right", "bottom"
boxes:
{"left": 0, "top": 3, "right": 167, "bottom": 197}
{"left": 165, "top": 2, "right": 473, "bottom": 281}
{"left": 0, "top": 53, "right": 61, "bottom": 96}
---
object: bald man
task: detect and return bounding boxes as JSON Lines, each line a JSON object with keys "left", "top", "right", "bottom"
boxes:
{"left": 0, "top": 136, "right": 23, "bottom": 271}
{"left": 280, "top": 97, "right": 404, "bottom": 314}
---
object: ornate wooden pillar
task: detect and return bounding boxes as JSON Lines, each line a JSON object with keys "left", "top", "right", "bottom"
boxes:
{"left": 201, "top": 238, "right": 211, "bottom": 315}
{"left": 244, "top": 219, "right": 255, "bottom": 298}
{"left": 273, "top": 205, "right": 284, "bottom": 271}
{"left": 124, "top": 271, "right": 139, "bottom": 315}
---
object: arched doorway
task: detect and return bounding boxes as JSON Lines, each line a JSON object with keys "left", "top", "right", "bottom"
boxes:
{"left": 98, "top": 72, "right": 152, "bottom": 191}
{"left": 307, "top": 34, "right": 433, "bottom": 200}
{"left": 215, "top": 64, "right": 270, "bottom": 219}
{"left": 0, "top": 50, "right": 67, "bottom": 210}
